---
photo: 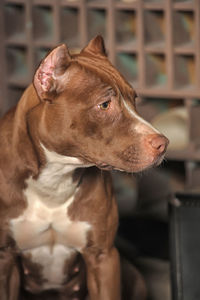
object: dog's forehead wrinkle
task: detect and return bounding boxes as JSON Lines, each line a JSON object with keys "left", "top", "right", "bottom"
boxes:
{"left": 73, "top": 60, "right": 133, "bottom": 101}
{"left": 75, "top": 56, "right": 129, "bottom": 91}
{"left": 63, "top": 70, "right": 102, "bottom": 98}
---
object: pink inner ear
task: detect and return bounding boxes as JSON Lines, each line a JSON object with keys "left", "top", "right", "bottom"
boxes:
{"left": 34, "top": 44, "right": 70, "bottom": 98}
{"left": 38, "top": 61, "right": 54, "bottom": 92}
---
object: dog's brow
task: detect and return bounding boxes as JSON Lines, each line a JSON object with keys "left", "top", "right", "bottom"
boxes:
{"left": 96, "top": 87, "right": 114, "bottom": 100}
{"left": 104, "top": 87, "right": 114, "bottom": 95}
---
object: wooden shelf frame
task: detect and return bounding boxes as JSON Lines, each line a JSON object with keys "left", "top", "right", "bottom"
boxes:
{"left": 2, "top": 0, "right": 200, "bottom": 99}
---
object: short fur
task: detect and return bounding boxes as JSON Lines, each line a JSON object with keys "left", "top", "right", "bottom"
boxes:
{"left": 0, "top": 36, "right": 168, "bottom": 300}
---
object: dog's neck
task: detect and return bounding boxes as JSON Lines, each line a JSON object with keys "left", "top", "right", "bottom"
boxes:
{"left": 25, "top": 144, "right": 89, "bottom": 208}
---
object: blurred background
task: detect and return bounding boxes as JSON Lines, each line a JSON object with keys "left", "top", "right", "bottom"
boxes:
{"left": 0, "top": 0, "right": 200, "bottom": 299}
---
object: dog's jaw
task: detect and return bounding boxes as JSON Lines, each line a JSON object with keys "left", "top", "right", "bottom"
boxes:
{"left": 41, "top": 143, "right": 93, "bottom": 170}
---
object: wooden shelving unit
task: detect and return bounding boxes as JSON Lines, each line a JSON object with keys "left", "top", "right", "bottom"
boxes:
{"left": 0, "top": 0, "right": 200, "bottom": 189}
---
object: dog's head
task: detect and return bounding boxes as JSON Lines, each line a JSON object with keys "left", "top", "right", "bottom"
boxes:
{"left": 33, "top": 36, "right": 168, "bottom": 172}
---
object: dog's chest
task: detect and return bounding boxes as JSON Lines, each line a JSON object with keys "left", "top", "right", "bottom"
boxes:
{"left": 10, "top": 189, "right": 90, "bottom": 252}
{"left": 9, "top": 156, "right": 91, "bottom": 289}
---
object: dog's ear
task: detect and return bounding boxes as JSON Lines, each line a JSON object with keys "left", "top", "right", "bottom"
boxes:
{"left": 33, "top": 44, "right": 71, "bottom": 100}
{"left": 81, "top": 35, "right": 107, "bottom": 56}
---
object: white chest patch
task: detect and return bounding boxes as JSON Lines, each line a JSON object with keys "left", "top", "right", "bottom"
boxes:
{"left": 10, "top": 145, "right": 92, "bottom": 290}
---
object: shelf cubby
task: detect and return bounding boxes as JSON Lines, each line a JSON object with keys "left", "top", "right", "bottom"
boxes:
{"left": 115, "top": 9, "right": 137, "bottom": 50}
{"left": 116, "top": 53, "right": 138, "bottom": 85}
{"left": 173, "top": 11, "right": 195, "bottom": 48}
{"left": 144, "top": 10, "right": 165, "bottom": 48}
{"left": 87, "top": 9, "right": 107, "bottom": 41}
{"left": 4, "top": 3, "right": 26, "bottom": 44}
{"left": 6, "top": 46, "right": 29, "bottom": 87}
{"left": 145, "top": 54, "right": 167, "bottom": 88}
{"left": 174, "top": 54, "right": 196, "bottom": 89}
{"left": 33, "top": 6, "right": 54, "bottom": 44}
{"left": 34, "top": 47, "right": 51, "bottom": 68}
{"left": 61, "top": 7, "right": 80, "bottom": 48}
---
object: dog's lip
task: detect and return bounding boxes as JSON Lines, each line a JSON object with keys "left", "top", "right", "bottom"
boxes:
{"left": 96, "top": 163, "right": 114, "bottom": 171}
{"left": 94, "top": 150, "right": 166, "bottom": 172}
{"left": 96, "top": 162, "right": 125, "bottom": 172}
{"left": 153, "top": 153, "right": 166, "bottom": 167}
{"left": 135, "top": 153, "right": 166, "bottom": 172}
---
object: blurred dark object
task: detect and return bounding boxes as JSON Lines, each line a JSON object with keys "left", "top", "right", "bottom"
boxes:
{"left": 114, "top": 169, "right": 171, "bottom": 260}
{"left": 118, "top": 217, "right": 169, "bottom": 260}
{"left": 115, "top": 168, "right": 172, "bottom": 300}
{"left": 169, "top": 193, "right": 200, "bottom": 300}
{"left": 137, "top": 168, "right": 173, "bottom": 222}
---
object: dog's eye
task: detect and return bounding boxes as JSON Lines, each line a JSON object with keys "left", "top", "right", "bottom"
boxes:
{"left": 98, "top": 100, "right": 111, "bottom": 110}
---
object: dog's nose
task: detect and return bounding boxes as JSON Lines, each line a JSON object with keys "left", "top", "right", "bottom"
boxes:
{"left": 148, "top": 135, "right": 169, "bottom": 154}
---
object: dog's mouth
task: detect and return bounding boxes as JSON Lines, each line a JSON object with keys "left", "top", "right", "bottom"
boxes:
{"left": 96, "top": 162, "right": 125, "bottom": 172}
{"left": 95, "top": 151, "right": 166, "bottom": 173}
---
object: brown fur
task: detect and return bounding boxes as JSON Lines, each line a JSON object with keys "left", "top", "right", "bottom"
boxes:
{"left": 0, "top": 36, "right": 168, "bottom": 300}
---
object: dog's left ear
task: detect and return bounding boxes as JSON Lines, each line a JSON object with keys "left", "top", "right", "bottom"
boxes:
{"left": 81, "top": 35, "right": 107, "bottom": 56}
{"left": 34, "top": 44, "right": 71, "bottom": 100}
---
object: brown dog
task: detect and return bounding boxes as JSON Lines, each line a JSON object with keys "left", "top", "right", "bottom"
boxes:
{"left": 0, "top": 36, "right": 168, "bottom": 300}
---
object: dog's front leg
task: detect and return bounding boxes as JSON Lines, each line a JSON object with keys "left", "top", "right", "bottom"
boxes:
{"left": 0, "top": 249, "right": 20, "bottom": 300}
{"left": 83, "top": 247, "right": 121, "bottom": 300}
